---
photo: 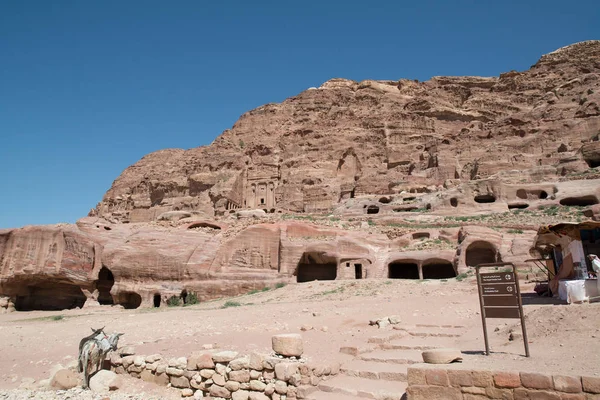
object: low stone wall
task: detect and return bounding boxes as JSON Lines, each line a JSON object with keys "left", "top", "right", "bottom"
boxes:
{"left": 407, "top": 366, "right": 600, "bottom": 400}
{"left": 109, "top": 349, "right": 338, "bottom": 399}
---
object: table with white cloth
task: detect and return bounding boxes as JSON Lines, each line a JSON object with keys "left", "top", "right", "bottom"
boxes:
{"left": 557, "top": 279, "right": 599, "bottom": 303}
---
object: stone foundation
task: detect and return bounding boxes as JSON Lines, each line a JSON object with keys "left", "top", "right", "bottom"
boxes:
{"left": 109, "top": 349, "right": 338, "bottom": 399}
{"left": 407, "top": 366, "right": 600, "bottom": 399}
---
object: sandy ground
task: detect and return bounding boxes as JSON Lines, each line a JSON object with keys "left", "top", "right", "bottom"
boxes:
{"left": 1, "top": 277, "right": 599, "bottom": 396}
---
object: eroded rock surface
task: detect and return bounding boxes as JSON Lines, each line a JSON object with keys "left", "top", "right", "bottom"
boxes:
{"left": 2, "top": 42, "right": 600, "bottom": 311}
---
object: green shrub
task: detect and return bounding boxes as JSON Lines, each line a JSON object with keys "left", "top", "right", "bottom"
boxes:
{"left": 248, "top": 289, "right": 260, "bottom": 295}
{"left": 456, "top": 273, "right": 468, "bottom": 282}
{"left": 167, "top": 295, "right": 181, "bottom": 307}
{"left": 508, "top": 229, "right": 524, "bottom": 234}
{"left": 222, "top": 300, "right": 241, "bottom": 308}
{"left": 261, "top": 287, "right": 270, "bottom": 292}
{"left": 52, "top": 315, "right": 64, "bottom": 321}
{"left": 186, "top": 292, "right": 199, "bottom": 305}
{"left": 239, "top": 139, "right": 245, "bottom": 148}
{"left": 275, "top": 282, "right": 286, "bottom": 289}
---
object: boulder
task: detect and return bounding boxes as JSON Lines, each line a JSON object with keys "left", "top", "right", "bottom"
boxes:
{"left": 89, "top": 370, "right": 122, "bottom": 392}
{"left": 49, "top": 369, "right": 79, "bottom": 390}
{"left": 272, "top": 334, "right": 303, "bottom": 357}
{"left": 422, "top": 348, "right": 463, "bottom": 364}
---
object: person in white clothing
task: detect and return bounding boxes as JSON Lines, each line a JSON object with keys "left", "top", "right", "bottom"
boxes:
{"left": 588, "top": 254, "right": 600, "bottom": 275}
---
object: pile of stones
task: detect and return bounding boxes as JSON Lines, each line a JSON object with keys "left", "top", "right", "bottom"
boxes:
{"left": 109, "top": 334, "right": 338, "bottom": 399}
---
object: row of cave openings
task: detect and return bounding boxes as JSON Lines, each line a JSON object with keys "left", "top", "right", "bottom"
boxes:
{"left": 12, "top": 267, "right": 197, "bottom": 311}
{"left": 295, "top": 241, "right": 499, "bottom": 283}
{"left": 449, "top": 189, "right": 599, "bottom": 210}
{"left": 12, "top": 242, "right": 500, "bottom": 310}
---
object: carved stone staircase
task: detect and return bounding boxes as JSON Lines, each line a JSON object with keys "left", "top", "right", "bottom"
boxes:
{"left": 306, "top": 324, "right": 466, "bottom": 400}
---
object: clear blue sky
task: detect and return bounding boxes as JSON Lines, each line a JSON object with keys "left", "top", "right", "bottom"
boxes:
{"left": 1, "top": 1, "right": 597, "bottom": 229}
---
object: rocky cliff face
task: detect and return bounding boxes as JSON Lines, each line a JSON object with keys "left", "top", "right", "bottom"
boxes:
{"left": 95, "top": 41, "right": 600, "bottom": 222}
{"left": 2, "top": 42, "right": 600, "bottom": 312}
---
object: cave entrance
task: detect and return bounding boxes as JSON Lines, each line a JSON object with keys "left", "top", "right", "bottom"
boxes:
{"left": 153, "top": 294, "right": 161, "bottom": 307}
{"left": 388, "top": 261, "right": 419, "bottom": 279}
{"left": 422, "top": 260, "right": 456, "bottom": 279}
{"left": 14, "top": 281, "right": 86, "bottom": 311}
{"left": 366, "top": 205, "right": 380, "bottom": 214}
{"left": 355, "top": 264, "right": 363, "bottom": 279}
{"left": 97, "top": 267, "right": 114, "bottom": 305}
{"left": 296, "top": 252, "right": 337, "bottom": 283}
{"left": 474, "top": 194, "right": 496, "bottom": 203}
{"left": 559, "top": 196, "right": 599, "bottom": 207}
{"left": 465, "top": 241, "right": 499, "bottom": 267}
{"left": 120, "top": 293, "right": 142, "bottom": 309}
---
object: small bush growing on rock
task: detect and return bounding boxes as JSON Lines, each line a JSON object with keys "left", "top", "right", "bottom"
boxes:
{"left": 52, "top": 315, "right": 64, "bottom": 321}
{"left": 186, "top": 292, "right": 199, "bottom": 305}
{"left": 248, "top": 289, "right": 260, "bottom": 295}
{"left": 275, "top": 282, "right": 286, "bottom": 289}
{"left": 222, "top": 301, "right": 241, "bottom": 308}
{"left": 167, "top": 296, "right": 181, "bottom": 307}
{"left": 261, "top": 287, "right": 270, "bottom": 292}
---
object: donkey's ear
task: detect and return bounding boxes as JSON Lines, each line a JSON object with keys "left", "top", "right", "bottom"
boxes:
{"left": 117, "top": 333, "right": 124, "bottom": 337}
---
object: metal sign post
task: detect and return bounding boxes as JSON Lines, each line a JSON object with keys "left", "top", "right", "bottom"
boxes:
{"left": 476, "top": 262, "right": 530, "bottom": 357}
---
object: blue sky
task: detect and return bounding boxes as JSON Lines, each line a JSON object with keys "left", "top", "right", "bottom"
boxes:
{"left": 0, "top": 1, "right": 597, "bottom": 229}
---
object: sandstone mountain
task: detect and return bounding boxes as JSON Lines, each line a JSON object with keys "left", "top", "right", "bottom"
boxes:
{"left": 95, "top": 40, "right": 600, "bottom": 222}
{"left": 1, "top": 41, "right": 600, "bottom": 312}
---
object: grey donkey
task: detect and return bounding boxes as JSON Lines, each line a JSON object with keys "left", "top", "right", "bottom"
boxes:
{"left": 79, "top": 330, "right": 123, "bottom": 389}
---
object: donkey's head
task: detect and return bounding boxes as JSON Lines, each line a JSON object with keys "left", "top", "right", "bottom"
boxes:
{"left": 107, "top": 333, "right": 124, "bottom": 351}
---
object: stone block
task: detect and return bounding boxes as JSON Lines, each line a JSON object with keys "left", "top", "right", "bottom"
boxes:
{"left": 248, "top": 393, "right": 269, "bottom": 400}
{"left": 225, "top": 380, "right": 240, "bottom": 392}
{"left": 472, "top": 370, "right": 494, "bottom": 387}
{"left": 155, "top": 372, "right": 169, "bottom": 386}
{"left": 486, "top": 386, "right": 515, "bottom": 399}
{"left": 213, "top": 351, "right": 239, "bottom": 363}
{"left": 170, "top": 375, "right": 190, "bottom": 389}
{"left": 166, "top": 367, "right": 184, "bottom": 377}
{"left": 462, "top": 386, "right": 487, "bottom": 395}
{"left": 494, "top": 372, "right": 521, "bottom": 389}
{"left": 529, "top": 391, "right": 561, "bottom": 400}
{"left": 275, "top": 362, "right": 299, "bottom": 381}
{"left": 210, "top": 384, "right": 232, "bottom": 399}
{"left": 272, "top": 334, "right": 303, "bottom": 357}
{"left": 232, "top": 390, "right": 250, "bottom": 400}
{"left": 583, "top": 377, "right": 600, "bottom": 394}
{"left": 199, "top": 368, "right": 215, "bottom": 379}
{"left": 213, "top": 373, "right": 226, "bottom": 386}
{"left": 554, "top": 375, "right": 583, "bottom": 393}
{"left": 521, "top": 372, "right": 553, "bottom": 390}
{"left": 275, "top": 380, "right": 288, "bottom": 394}
{"left": 197, "top": 353, "right": 215, "bottom": 369}
{"left": 406, "top": 385, "right": 462, "bottom": 400}
{"left": 249, "top": 352, "right": 265, "bottom": 370}
{"left": 560, "top": 394, "right": 586, "bottom": 400}
{"left": 140, "top": 369, "right": 154, "bottom": 383}
{"left": 263, "top": 370, "right": 275, "bottom": 380}
{"left": 230, "top": 356, "right": 250, "bottom": 371}
{"left": 408, "top": 368, "right": 427, "bottom": 385}
{"left": 249, "top": 379, "right": 267, "bottom": 391}
{"left": 181, "top": 388, "right": 194, "bottom": 397}
{"left": 449, "top": 370, "right": 474, "bottom": 387}
{"left": 145, "top": 354, "right": 162, "bottom": 363}
{"left": 229, "top": 370, "right": 250, "bottom": 383}
{"left": 250, "top": 369, "right": 262, "bottom": 380}
{"left": 426, "top": 369, "right": 449, "bottom": 386}
{"left": 264, "top": 382, "right": 275, "bottom": 396}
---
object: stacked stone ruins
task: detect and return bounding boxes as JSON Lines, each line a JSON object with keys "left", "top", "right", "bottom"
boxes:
{"left": 1, "top": 40, "right": 600, "bottom": 311}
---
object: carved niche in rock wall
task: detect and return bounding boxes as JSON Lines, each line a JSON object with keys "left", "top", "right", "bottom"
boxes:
{"left": 243, "top": 164, "right": 280, "bottom": 209}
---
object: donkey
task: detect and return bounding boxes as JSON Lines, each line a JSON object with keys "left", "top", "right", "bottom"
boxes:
{"left": 78, "top": 327, "right": 105, "bottom": 373}
{"left": 80, "top": 331, "right": 123, "bottom": 389}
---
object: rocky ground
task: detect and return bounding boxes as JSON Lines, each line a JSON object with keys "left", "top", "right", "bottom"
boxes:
{"left": 1, "top": 277, "right": 598, "bottom": 399}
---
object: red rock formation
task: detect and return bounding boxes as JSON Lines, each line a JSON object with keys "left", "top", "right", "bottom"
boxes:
{"left": 2, "top": 42, "right": 600, "bottom": 311}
